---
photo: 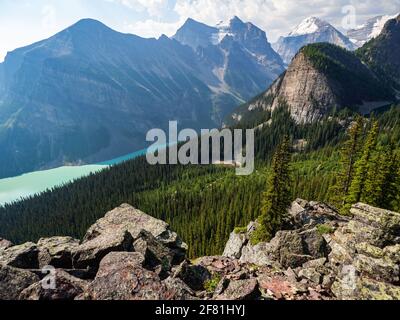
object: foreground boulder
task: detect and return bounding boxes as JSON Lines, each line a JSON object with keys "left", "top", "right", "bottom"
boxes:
{"left": 38, "top": 237, "right": 80, "bottom": 269}
{"left": 0, "top": 242, "right": 39, "bottom": 269}
{"left": 82, "top": 252, "right": 194, "bottom": 300}
{"left": 216, "top": 278, "right": 259, "bottom": 300}
{"left": 19, "top": 269, "right": 88, "bottom": 300}
{"left": 225, "top": 200, "right": 400, "bottom": 300}
{"left": 73, "top": 204, "right": 187, "bottom": 273}
{"left": 0, "top": 265, "right": 40, "bottom": 300}
{"left": 1, "top": 201, "right": 399, "bottom": 300}
{"left": 0, "top": 238, "right": 13, "bottom": 251}
{"left": 350, "top": 203, "right": 400, "bottom": 247}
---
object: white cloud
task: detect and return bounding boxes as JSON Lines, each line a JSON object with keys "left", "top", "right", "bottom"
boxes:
{"left": 123, "top": 19, "right": 181, "bottom": 38}
{"left": 0, "top": 0, "right": 399, "bottom": 61}
{"left": 172, "top": 0, "right": 400, "bottom": 41}
{"left": 109, "top": 0, "right": 170, "bottom": 17}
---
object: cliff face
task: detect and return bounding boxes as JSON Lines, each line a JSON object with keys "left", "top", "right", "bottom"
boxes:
{"left": 229, "top": 43, "right": 394, "bottom": 125}
{"left": 268, "top": 52, "right": 340, "bottom": 122}
{"left": 1, "top": 201, "right": 399, "bottom": 300}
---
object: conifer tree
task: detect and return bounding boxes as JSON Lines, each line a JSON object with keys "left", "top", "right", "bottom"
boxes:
{"left": 251, "top": 136, "right": 292, "bottom": 244}
{"left": 364, "top": 144, "right": 400, "bottom": 209}
{"left": 330, "top": 116, "right": 364, "bottom": 209}
{"left": 345, "top": 120, "right": 379, "bottom": 210}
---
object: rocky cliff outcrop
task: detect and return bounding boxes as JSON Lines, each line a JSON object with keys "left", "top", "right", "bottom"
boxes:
{"left": 229, "top": 42, "right": 394, "bottom": 125}
{"left": 1, "top": 202, "right": 399, "bottom": 300}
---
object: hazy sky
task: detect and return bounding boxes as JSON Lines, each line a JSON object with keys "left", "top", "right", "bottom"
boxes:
{"left": 0, "top": 0, "right": 399, "bottom": 61}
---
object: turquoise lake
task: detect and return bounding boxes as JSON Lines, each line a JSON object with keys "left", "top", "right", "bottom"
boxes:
{"left": 0, "top": 145, "right": 163, "bottom": 206}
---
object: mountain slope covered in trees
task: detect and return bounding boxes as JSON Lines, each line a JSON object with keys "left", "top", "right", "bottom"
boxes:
{"left": 1, "top": 105, "right": 399, "bottom": 257}
{"left": 357, "top": 14, "right": 400, "bottom": 92}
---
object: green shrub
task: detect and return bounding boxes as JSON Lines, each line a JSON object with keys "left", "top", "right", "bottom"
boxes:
{"left": 234, "top": 226, "right": 247, "bottom": 234}
{"left": 316, "top": 224, "right": 335, "bottom": 235}
{"left": 204, "top": 274, "right": 222, "bottom": 293}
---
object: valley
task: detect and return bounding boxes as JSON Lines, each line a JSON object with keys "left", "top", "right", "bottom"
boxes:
{"left": 0, "top": 146, "right": 153, "bottom": 205}
{"left": 0, "top": 5, "right": 400, "bottom": 302}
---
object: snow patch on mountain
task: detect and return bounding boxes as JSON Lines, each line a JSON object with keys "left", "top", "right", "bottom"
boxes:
{"left": 273, "top": 16, "right": 356, "bottom": 65}
{"left": 289, "top": 17, "right": 325, "bottom": 36}
{"left": 347, "top": 13, "right": 399, "bottom": 47}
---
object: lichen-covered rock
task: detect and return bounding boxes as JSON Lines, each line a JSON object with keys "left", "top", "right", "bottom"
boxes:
{"left": 4, "top": 201, "right": 400, "bottom": 301}
{"left": 173, "top": 260, "right": 211, "bottom": 291}
{"left": 355, "top": 242, "right": 384, "bottom": 259}
{"left": 133, "top": 230, "right": 176, "bottom": 273}
{"left": 290, "top": 200, "right": 345, "bottom": 228}
{"left": 83, "top": 204, "right": 187, "bottom": 251}
{"left": 288, "top": 199, "right": 308, "bottom": 218}
{"left": 162, "top": 277, "right": 198, "bottom": 300}
{"left": 383, "top": 245, "right": 400, "bottom": 264}
{"left": 84, "top": 252, "right": 171, "bottom": 300}
{"left": 0, "top": 238, "right": 13, "bottom": 251}
{"left": 324, "top": 232, "right": 355, "bottom": 268}
{"left": 196, "top": 256, "right": 242, "bottom": 276}
{"left": 0, "top": 265, "right": 40, "bottom": 300}
{"left": 73, "top": 230, "right": 134, "bottom": 273}
{"left": 0, "top": 242, "right": 39, "bottom": 269}
{"left": 257, "top": 275, "right": 311, "bottom": 300}
{"left": 37, "top": 237, "right": 80, "bottom": 269}
{"left": 353, "top": 254, "right": 399, "bottom": 284}
{"left": 332, "top": 276, "right": 400, "bottom": 300}
{"left": 302, "top": 258, "right": 327, "bottom": 269}
{"left": 275, "top": 229, "right": 328, "bottom": 269}
{"left": 216, "top": 278, "right": 259, "bottom": 300}
{"left": 19, "top": 269, "right": 88, "bottom": 300}
{"left": 240, "top": 241, "right": 276, "bottom": 266}
{"left": 357, "top": 278, "right": 400, "bottom": 300}
{"left": 298, "top": 268, "right": 323, "bottom": 285}
{"left": 74, "top": 204, "right": 187, "bottom": 273}
{"left": 350, "top": 203, "right": 400, "bottom": 246}
{"left": 223, "top": 231, "right": 246, "bottom": 259}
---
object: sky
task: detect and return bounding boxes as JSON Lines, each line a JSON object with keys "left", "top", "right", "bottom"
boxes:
{"left": 0, "top": 0, "right": 399, "bottom": 61}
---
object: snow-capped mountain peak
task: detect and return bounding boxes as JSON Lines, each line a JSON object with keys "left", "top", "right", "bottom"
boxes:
{"left": 347, "top": 13, "right": 399, "bottom": 47}
{"left": 289, "top": 17, "right": 329, "bottom": 36}
{"left": 273, "top": 16, "right": 356, "bottom": 65}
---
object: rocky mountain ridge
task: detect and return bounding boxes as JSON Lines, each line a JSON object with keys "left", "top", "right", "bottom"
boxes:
{"left": 0, "top": 17, "right": 285, "bottom": 179}
{"left": 173, "top": 16, "right": 285, "bottom": 99}
{"left": 1, "top": 201, "right": 399, "bottom": 300}
{"left": 347, "top": 13, "right": 399, "bottom": 47}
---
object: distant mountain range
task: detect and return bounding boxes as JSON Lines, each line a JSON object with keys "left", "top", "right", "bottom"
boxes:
{"left": 273, "top": 17, "right": 357, "bottom": 65}
{"left": 0, "top": 13, "right": 398, "bottom": 179}
{"left": 228, "top": 14, "right": 400, "bottom": 126}
{"left": 348, "top": 13, "right": 399, "bottom": 47}
{"left": 173, "top": 16, "right": 285, "bottom": 99}
{"left": 0, "top": 17, "right": 285, "bottom": 178}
